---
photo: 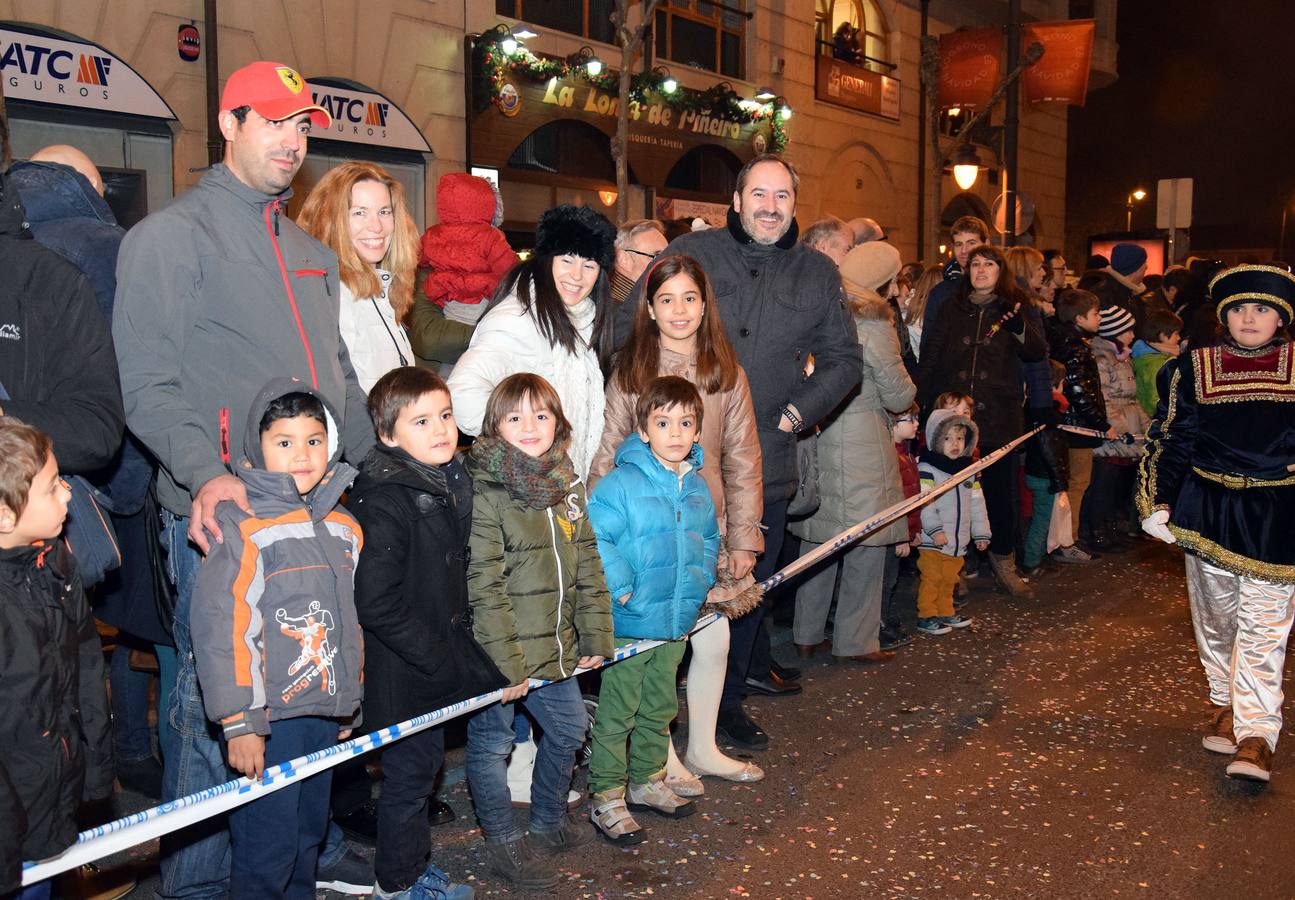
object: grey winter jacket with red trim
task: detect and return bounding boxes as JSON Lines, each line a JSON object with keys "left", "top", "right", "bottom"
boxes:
{"left": 113, "top": 163, "right": 374, "bottom": 517}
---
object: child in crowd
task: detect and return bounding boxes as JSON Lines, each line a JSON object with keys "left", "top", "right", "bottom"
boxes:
{"left": 589, "top": 254, "right": 764, "bottom": 793}
{"left": 915, "top": 409, "right": 989, "bottom": 635}
{"left": 933, "top": 391, "right": 975, "bottom": 424}
{"left": 930, "top": 391, "right": 979, "bottom": 595}
{"left": 464, "top": 374, "right": 613, "bottom": 890}
{"left": 418, "top": 173, "right": 517, "bottom": 326}
{"left": 1132, "top": 307, "right": 1184, "bottom": 418}
{"left": 1086, "top": 306, "right": 1150, "bottom": 549}
{"left": 1050, "top": 288, "right": 1112, "bottom": 560}
{"left": 0, "top": 420, "right": 111, "bottom": 900}
{"left": 586, "top": 376, "right": 720, "bottom": 843}
{"left": 880, "top": 404, "right": 922, "bottom": 650}
{"left": 189, "top": 379, "right": 364, "bottom": 899}
{"left": 349, "top": 367, "right": 508, "bottom": 899}
{"left": 1021, "top": 361, "right": 1071, "bottom": 577}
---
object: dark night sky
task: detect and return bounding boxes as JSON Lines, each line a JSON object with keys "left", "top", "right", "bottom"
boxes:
{"left": 1066, "top": 0, "right": 1295, "bottom": 256}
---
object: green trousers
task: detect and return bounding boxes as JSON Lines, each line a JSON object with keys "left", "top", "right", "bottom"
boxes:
{"left": 587, "top": 639, "right": 688, "bottom": 794}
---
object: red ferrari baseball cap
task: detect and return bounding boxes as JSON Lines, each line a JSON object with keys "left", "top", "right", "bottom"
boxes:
{"left": 220, "top": 61, "right": 331, "bottom": 128}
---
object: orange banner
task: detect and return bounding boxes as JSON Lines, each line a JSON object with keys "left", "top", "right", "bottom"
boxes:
{"left": 1022, "top": 20, "right": 1096, "bottom": 105}
{"left": 937, "top": 28, "right": 1003, "bottom": 110}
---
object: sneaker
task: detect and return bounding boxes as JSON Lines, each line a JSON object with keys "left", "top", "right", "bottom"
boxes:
{"left": 715, "top": 709, "right": 769, "bottom": 751}
{"left": 1051, "top": 544, "right": 1092, "bottom": 564}
{"left": 916, "top": 617, "right": 952, "bottom": 636}
{"left": 988, "top": 552, "right": 1034, "bottom": 599}
{"left": 1226, "top": 736, "right": 1273, "bottom": 783}
{"left": 374, "top": 863, "right": 475, "bottom": 899}
{"left": 315, "top": 843, "right": 375, "bottom": 895}
{"left": 879, "top": 624, "right": 912, "bottom": 651}
{"left": 590, "top": 788, "right": 645, "bottom": 845}
{"left": 1203, "top": 705, "right": 1238, "bottom": 755}
{"left": 529, "top": 815, "right": 595, "bottom": 856}
{"left": 953, "top": 590, "right": 969, "bottom": 611}
{"left": 482, "top": 837, "right": 561, "bottom": 889}
{"left": 940, "top": 614, "right": 973, "bottom": 629}
{"left": 627, "top": 773, "right": 695, "bottom": 818}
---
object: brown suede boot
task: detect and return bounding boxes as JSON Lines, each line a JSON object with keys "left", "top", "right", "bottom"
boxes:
{"left": 1226, "top": 737, "right": 1273, "bottom": 783}
{"left": 1202, "top": 704, "right": 1237, "bottom": 755}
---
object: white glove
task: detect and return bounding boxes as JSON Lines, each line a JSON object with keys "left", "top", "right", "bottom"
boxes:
{"left": 1141, "top": 509, "right": 1176, "bottom": 544}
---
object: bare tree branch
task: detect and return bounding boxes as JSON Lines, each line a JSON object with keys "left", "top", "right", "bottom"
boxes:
{"left": 611, "top": 0, "right": 662, "bottom": 222}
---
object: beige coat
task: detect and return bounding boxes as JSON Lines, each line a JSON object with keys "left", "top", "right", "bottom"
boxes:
{"left": 590, "top": 347, "right": 765, "bottom": 554}
{"left": 790, "top": 289, "right": 916, "bottom": 547}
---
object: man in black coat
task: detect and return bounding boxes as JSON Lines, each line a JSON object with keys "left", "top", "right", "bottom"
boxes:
{"left": 616, "top": 154, "right": 863, "bottom": 751}
{"left": 0, "top": 173, "right": 124, "bottom": 475}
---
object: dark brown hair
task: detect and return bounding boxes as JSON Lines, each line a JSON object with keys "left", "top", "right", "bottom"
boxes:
{"left": 634, "top": 376, "right": 705, "bottom": 432}
{"left": 480, "top": 373, "right": 573, "bottom": 448}
{"left": 950, "top": 215, "right": 989, "bottom": 242}
{"left": 1138, "top": 307, "right": 1184, "bottom": 343}
{"left": 367, "top": 366, "right": 450, "bottom": 439}
{"left": 954, "top": 244, "right": 1028, "bottom": 307}
{"left": 615, "top": 255, "right": 740, "bottom": 396}
{"left": 935, "top": 391, "right": 974, "bottom": 412}
{"left": 1056, "top": 288, "right": 1101, "bottom": 325}
{"left": 0, "top": 418, "right": 52, "bottom": 517}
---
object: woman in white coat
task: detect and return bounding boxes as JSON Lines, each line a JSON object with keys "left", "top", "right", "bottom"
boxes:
{"left": 297, "top": 161, "right": 417, "bottom": 393}
{"left": 449, "top": 204, "right": 617, "bottom": 481}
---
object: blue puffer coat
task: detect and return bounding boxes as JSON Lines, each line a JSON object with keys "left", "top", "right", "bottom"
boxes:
{"left": 588, "top": 435, "right": 720, "bottom": 640}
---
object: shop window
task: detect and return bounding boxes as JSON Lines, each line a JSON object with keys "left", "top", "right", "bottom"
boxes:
{"left": 664, "top": 144, "right": 741, "bottom": 199}
{"left": 814, "top": 0, "right": 892, "bottom": 72}
{"left": 496, "top": 0, "right": 616, "bottom": 45}
{"left": 654, "top": 1, "right": 748, "bottom": 80}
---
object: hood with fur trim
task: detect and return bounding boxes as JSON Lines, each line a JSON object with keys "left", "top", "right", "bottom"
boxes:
{"left": 925, "top": 408, "right": 978, "bottom": 459}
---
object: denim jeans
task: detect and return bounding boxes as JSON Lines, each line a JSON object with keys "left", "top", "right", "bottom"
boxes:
{"left": 466, "top": 677, "right": 587, "bottom": 843}
{"left": 227, "top": 716, "right": 334, "bottom": 900}
{"left": 157, "top": 511, "right": 232, "bottom": 899}
{"left": 110, "top": 637, "right": 154, "bottom": 762}
{"left": 375, "top": 726, "right": 446, "bottom": 890}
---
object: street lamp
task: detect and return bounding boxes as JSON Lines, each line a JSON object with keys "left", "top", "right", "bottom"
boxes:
{"left": 1126, "top": 188, "right": 1147, "bottom": 231}
{"left": 951, "top": 144, "right": 982, "bottom": 191}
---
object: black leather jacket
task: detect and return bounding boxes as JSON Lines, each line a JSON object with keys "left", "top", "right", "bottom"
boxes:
{"left": 1050, "top": 324, "right": 1110, "bottom": 447}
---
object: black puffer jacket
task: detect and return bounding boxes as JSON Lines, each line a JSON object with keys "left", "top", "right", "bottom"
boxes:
{"left": 0, "top": 174, "right": 124, "bottom": 475}
{"left": 1049, "top": 324, "right": 1110, "bottom": 448}
{"left": 349, "top": 447, "right": 508, "bottom": 730}
{"left": 0, "top": 542, "right": 112, "bottom": 892}
{"left": 916, "top": 290, "right": 1047, "bottom": 450}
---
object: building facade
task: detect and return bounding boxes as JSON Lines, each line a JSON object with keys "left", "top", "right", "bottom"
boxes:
{"left": 0, "top": 0, "right": 1117, "bottom": 262}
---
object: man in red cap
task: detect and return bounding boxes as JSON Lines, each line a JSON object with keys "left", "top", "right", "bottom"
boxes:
{"left": 113, "top": 60, "right": 375, "bottom": 898}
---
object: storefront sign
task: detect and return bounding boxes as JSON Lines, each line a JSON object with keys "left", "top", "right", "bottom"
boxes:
{"left": 473, "top": 71, "right": 768, "bottom": 191}
{"left": 655, "top": 198, "right": 729, "bottom": 228}
{"left": 1021, "top": 20, "right": 1096, "bottom": 105}
{"left": 814, "top": 56, "right": 900, "bottom": 121}
{"left": 0, "top": 24, "right": 175, "bottom": 118}
{"left": 177, "top": 24, "right": 200, "bottom": 62}
{"left": 306, "top": 80, "right": 432, "bottom": 153}
{"left": 937, "top": 27, "right": 1002, "bottom": 110}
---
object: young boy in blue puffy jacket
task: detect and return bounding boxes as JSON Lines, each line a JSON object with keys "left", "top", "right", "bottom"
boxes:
{"left": 586, "top": 376, "right": 720, "bottom": 844}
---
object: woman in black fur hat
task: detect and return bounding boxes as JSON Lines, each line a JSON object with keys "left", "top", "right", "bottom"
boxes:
{"left": 448, "top": 204, "right": 617, "bottom": 480}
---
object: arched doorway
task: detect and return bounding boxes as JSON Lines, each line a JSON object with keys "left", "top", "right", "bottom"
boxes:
{"left": 663, "top": 144, "right": 742, "bottom": 202}
{"left": 507, "top": 119, "right": 636, "bottom": 184}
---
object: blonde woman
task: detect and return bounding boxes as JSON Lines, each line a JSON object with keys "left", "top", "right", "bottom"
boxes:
{"left": 904, "top": 265, "right": 943, "bottom": 361}
{"left": 298, "top": 162, "right": 419, "bottom": 392}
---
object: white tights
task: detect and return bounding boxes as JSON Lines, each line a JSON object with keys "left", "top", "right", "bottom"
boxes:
{"left": 665, "top": 616, "right": 750, "bottom": 777}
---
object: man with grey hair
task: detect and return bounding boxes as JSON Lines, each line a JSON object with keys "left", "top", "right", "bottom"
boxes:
{"left": 612, "top": 218, "right": 668, "bottom": 302}
{"left": 801, "top": 215, "right": 854, "bottom": 266}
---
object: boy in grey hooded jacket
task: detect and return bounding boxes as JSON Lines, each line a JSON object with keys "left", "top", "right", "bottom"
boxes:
{"left": 190, "top": 376, "right": 363, "bottom": 898}
{"left": 915, "top": 409, "right": 990, "bottom": 633}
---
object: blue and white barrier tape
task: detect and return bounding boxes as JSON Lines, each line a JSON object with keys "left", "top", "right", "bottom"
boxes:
{"left": 23, "top": 425, "right": 1045, "bottom": 884}
{"left": 22, "top": 620, "right": 716, "bottom": 885}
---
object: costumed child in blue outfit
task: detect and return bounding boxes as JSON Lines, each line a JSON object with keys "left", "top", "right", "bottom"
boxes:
{"left": 586, "top": 376, "right": 720, "bottom": 844}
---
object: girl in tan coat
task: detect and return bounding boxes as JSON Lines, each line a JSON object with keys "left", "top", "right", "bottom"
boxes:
{"left": 591, "top": 255, "right": 764, "bottom": 793}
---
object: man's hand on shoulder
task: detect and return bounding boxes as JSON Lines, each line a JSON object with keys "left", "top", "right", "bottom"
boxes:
{"left": 189, "top": 473, "right": 253, "bottom": 554}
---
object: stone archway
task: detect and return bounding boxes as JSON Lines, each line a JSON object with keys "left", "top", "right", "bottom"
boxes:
{"left": 817, "top": 140, "right": 898, "bottom": 236}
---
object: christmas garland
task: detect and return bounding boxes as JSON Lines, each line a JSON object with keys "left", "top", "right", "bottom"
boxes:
{"left": 480, "top": 43, "right": 788, "bottom": 152}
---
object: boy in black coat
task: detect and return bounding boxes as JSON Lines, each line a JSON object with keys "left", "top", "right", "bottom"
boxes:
{"left": 0, "top": 419, "right": 112, "bottom": 896}
{"left": 350, "top": 367, "right": 507, "bottom": 898}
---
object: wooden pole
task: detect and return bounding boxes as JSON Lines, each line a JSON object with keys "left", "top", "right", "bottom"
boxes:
{"left": 611, "top": 0, "right": 661, "bottom": 224}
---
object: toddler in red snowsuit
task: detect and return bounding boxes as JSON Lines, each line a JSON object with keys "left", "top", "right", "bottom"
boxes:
{"left": 419, "top": 173, "right": 517, "bottom": 325}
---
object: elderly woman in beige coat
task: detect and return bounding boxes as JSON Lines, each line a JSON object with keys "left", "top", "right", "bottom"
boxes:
{"left": 790, "top": 241, "right": 916, "bottom": 662}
